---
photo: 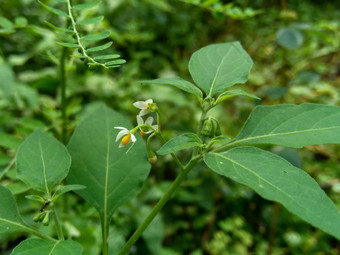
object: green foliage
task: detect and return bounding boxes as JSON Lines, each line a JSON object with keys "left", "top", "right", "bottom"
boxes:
{"left": 11, "top": 239, "right": 83, "bottom": 255}
{"left": 157, "top": 133, "right": 202, "bottom": 155}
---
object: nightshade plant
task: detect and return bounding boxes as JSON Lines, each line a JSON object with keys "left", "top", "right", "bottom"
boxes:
{"left": 1, "top": 3, "right": 340, "bottom": 255}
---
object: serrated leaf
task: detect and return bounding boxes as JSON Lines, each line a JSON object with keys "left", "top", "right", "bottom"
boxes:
{"left": 52, "top": 184, "right": 86, "bottom": 202}
{"left": 16, "top": 130, "right": 71, "bottom": 192}
{"left": 189, "top": 42, "right": 253, "bottom": 97}
{"left": 157, "top": 133, "right": 202, "bottom": 155}
{"left": 141, "top": 77, "right": 203, "bottom": 100}
{"left": 67, "top": 105, "right": 150, "bottom": 227}
{"left": 105, "top": 59, "right": 126, "bottom": 66}
{"left": 72, "top": 1, "right": 101, "bottom": 10}
{"left": 44, "top": 21, "right": 73, "bottom": 33}
{"left": 229, "top": 103, "right": 340, "bottom": 148}
{"left": 56, "top": 42, "right": 79, "bottom": 48}
{"left": 276, "top": 28, "right": 304, "bottom": 50}
{"left": 204, "top": 147, "right": 340, "bottom": 239}
{"left": 38, "top": 1, "right": 69, "bottom": 18}
{"left": 11, "top": 239, "right": 83, "bottom": 255}
{"left": 0, "top": 185, "right": 26, "bottom": 234}
{"left": 216, "top": 89, "right": 260, "bottom": 103}
{"left": 77, "top": 16, "right": 104, "bottom": 25}
{"left": 86, "top": 41, "right": 112, "bottom": 52}
{"left": 81, "top": 31, "right": 111, "bottom": 41}
{"left": 94, "top": 54, "right": 120, "bottom": 60}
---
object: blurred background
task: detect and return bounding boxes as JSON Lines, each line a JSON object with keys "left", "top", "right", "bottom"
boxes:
{"left": 1, "top": 0, "right": 340, "bottom": 254}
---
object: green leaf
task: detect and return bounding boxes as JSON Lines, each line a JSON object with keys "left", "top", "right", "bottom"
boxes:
{"left": 77, "top": 16, "right": 104, "bottom": 25}
{"left": 0, "top": 185, "right": 26, "bottom": 234}
{"left": 230, "top": 103, "right": 340, "bottom": 148}
{"left": 0, "top": 133, "right": 22, "bottom": 149}
{"left": 44, "top": 21, "right": 73, "bottom": 33}
{"left": 11, "top": 239, "right": 83, "bottom": 255}
{"left": 38, "top": 1, "right": 69, "bottom": 18}
{"left": 276, "top": 28, "right": 304, "bottom": 50}
{"left": 86, "top": 41, "right": 113, "bottom": 52}
{"left": 216, "top": 89, "right": 261, "bottom": 103}
{"left": 25, "top": 195, "right": 45, "bottom": 203}
{"left": 67, "top": 105, "right": 150, "bottom": 224}
{"left": 56, "top": 42, "right": 79, "bottom": 48}
{"left": 93, "top": 54, "right": 120, "bottom": 60}
{"left": 72, "top": 1, "right": 101, "bottom": 10}
{"left": 189, "top": 42, "right": 253, "bottom": 97}
{"left": 0, "top": 60, "right": 15, "bottom": 99}
{"left": 0, "top": 17, "right": 13, "bottom": 29}
{"left": 16, "top": 130, "right": 71, "bottom": 192}
{"left": 157, "top": 133, "right": 202, "bottom": 155}
{"left": 105, "top": 59, "right": 126, "bottom": 66}
{"left": 140, "top": 77, "right": 203, "bottom": 100}
{"left": 204, "top": 147, "right": 340, "bottom": 239}
{"left": 52, "top": 184, "right": 86, "bottom": 202}
{"left": 81, "top": 31, "right": 111, "bottom": 41}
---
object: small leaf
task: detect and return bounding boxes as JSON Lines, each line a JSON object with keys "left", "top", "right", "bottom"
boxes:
{"left": 25, "top": 195, "right": 45, "bottom": 203}
{"left": 44, "top": 21, "right": 73, "bottom": 33}
{"left": 94, "top": 54, "right": 120, "bottom": 60}
{"left": 38, "top": 1, "right": 69, "bottom": 18}
{"left": 16, "top": 130, "right": 71, "bottom": 192}
{"left": 276, "top": 28, "right": 304, "bottom": 50}
{"left": 204, "top": 147, "right": 340, "bottom": 239}
{"left": 0, "top": 17, "right": 13, "bottom": 29}
{"left": 105, "top": 59, "right": 126, "bottom": 66}
{"left": 157, "top": 133, "right": 202, "bottom": 155}
{"left": 86, "top": 41, "right": 113, "bottom": 52}
{"left": 0, "top": 133, "right": 22, "bottom": 149}
{"left": 216, "top": 89, "right": 261, "bottom": 103}
{"left": 106, "top": 65, "right": 120, "bottom": 69}
{"left": 230, "top": 103, "right": 340, "bottom": 148}
{"left": 52, "top": 184, "right": 86, "bottom": 202}
{"left": 0, "top": 185, "right": 26, "bottom": 234}
{"left": 56, "top": 42, "right": 79, "bottom": 48}
{"left": 72, "top": 1, "right": 101, "bottom": 10}
{"left": 11, "top": 239, "right": 83, "bottom": 255}
{"left": 189, "top": 42, "right": 253, "bottom": 97}
{"left": 77, "top": 16, "right": 104, "bottom": 25}
{"left": 141, "top": 77, "right": 203, "bottom": 100}
{"left": 81, "top": 31, "right": 111, "bottom": 41}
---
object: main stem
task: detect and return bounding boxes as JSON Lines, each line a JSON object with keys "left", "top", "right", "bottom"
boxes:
{"left": 101, "top": 218, "right": 109, "bottom": 255}
{"left": 51, "top": 205, "right": 65, "bottom": 240}
{"left": 117, "top": 159, "right": 199, "bottom": 255}
{"left": 60, "top": 46, "right": 67, "bottom": 144}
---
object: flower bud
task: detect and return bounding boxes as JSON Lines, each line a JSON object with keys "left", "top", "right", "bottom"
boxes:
{"left": 200, "top": 117, "right": 221, "bottom": 138}
{"left": 148, "top": 155, "right": 157, "bottom": 164}
{"left": 42, "top": 212, "right": 50, "bottom": 226}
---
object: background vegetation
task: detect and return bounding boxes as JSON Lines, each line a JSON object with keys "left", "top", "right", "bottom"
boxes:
{"left": 1, "top": 0, "right": 340, "bottom": 254}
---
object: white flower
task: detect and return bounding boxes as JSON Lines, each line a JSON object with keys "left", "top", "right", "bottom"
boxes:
{"left": 137, "top": 115, "right": 158, "bottom": 136}
{"left": 114, "top": 127, "right": 136, "bottom": 152}
{"left": 133, "top": 99, "right": 153, "bottom": 116}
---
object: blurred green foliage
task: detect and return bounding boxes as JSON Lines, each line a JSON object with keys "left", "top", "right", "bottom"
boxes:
{"left": 1, "top": 0, "right": 340, "bottom": 254}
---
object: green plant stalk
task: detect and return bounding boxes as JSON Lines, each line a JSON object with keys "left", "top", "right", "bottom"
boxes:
{"left": 60, "top": 32, "right": 68, "bottom": 144}
{"left": 117, "top": 157, "right": 201, "bottom": 255}
{"left": 19, "top": 224, "right": 57, "bottom": 241}
{"left": 51, "top": 205, "right": 64, "bottom": 240}
{"left": 101, "top": 217, "right": 109, "bottom": 255}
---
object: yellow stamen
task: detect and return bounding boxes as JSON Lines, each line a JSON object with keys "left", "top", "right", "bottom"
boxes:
{"left": 139, "top": 130, "right": 146, "bottom": 137}
{"left": 121, "top": 133, "right": 131, "bottom": 146}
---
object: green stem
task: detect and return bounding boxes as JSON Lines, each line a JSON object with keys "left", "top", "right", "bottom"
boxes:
{"left": 101, "top": 218, "right": 109, "bottom": 255}
{"left": 117, "top": 157, "right": 201, "bottom": 255}
{"left": 60, "top": 32, "right": 68, "bottom": 144}
{"left": 51, "top": 205, "right": 64, "bottom": 240}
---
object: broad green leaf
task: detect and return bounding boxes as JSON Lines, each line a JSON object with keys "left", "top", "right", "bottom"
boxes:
{"left": 72, "top": 1, "right": 101, "bottom": 10}
{"left": 52, "top": 184, "right": 86, "bottom": 202}
{"left": 276, "top": 28, "right": 304, "bottom": 50}
{"left": 140, "top": 77, "right": 203, "bottom": 100}
{"left": 11, "top": 239, "right": 83, "bottom": 255}
{"left": 56, "top": 42, "right": 79, "bottom": 48}
{"left": 94, "top": 54, "right": 120, "bottom": 60}
{"left": 189, "top": 42, "right": 253, "bottom": 97}
{"left": 86, "top": 41, "right": 113, "bottom": 52}
{"left": 16, "top": 130, "right": 71, "bottom": 192}
{"left": 67, "top": 105, "right": 150, "bottom": 224}
{"left": 204, "top": 147, "right": 340, "bottom": 239}
{"left": 0, "top": 185, "right": 26, "bottom": 234}
{"left": 38, "top": 1, "right": 69, "bottom": 18}
{"left": 77, "top": 16, "right": 104, "bottom": 25}
{"left": 216, "top": 89, "right": 260, "bottom": 104}
{"left": 157, "top": 133, "right": 202, "bottom": 155}
{"left": 81, "top": 31, "right": 111, "bottom": 41}
{"left": 44, "top": 21, "right": 73, "bottom": 33}
{"left": 229, "top": 103, "right": 340, "bottom": 148}
{"left": 0, "top": 133, "right": 22, "bottom": 149}
{"left": 105, "top": 59, "right": 126, "bottom": 66}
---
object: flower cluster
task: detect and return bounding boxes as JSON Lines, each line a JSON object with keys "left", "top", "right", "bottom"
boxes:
{"left": 114, "top": 99, "right": 158, "bottom": 153}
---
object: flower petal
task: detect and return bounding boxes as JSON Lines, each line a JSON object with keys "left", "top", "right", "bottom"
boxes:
{"left": 145, "top": 116, "right": 154, "bottom": 125}
{"left": 136, "top": 115, "right": 144, "bottom": 125}
{"left": 131, "top": 134, "right": 137, "bottom": 143}
{"left": 116, "top": 130, "right": 128, "bottom": 141}
{"left": 139, "top": 109, "right": 150, "bottom": 116}
{"left": 133, "top": 101, "right": 146, "bottom": 109}
{"left": 145, "top": 99, "right": 153, "bottom": 104}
